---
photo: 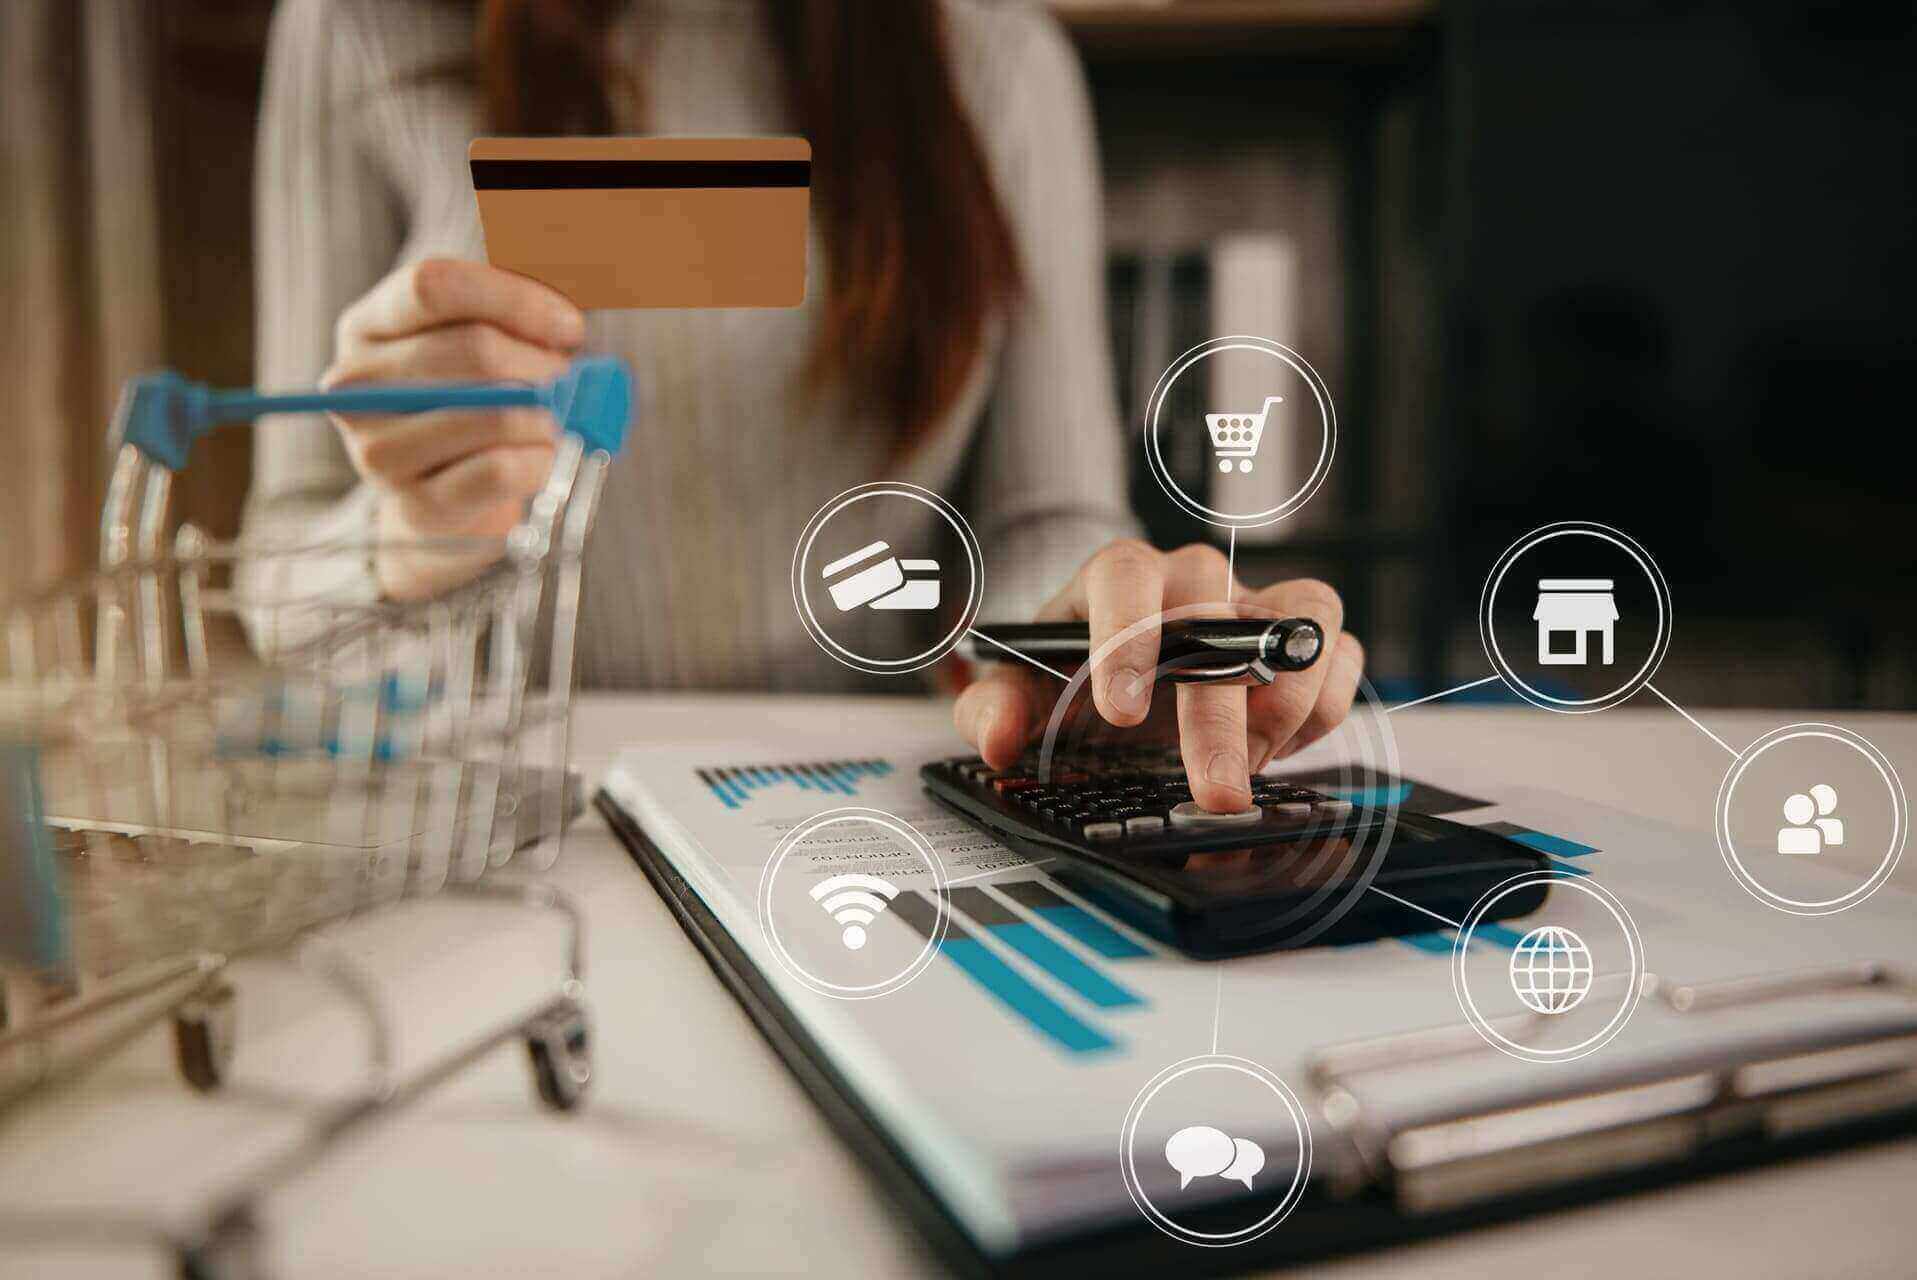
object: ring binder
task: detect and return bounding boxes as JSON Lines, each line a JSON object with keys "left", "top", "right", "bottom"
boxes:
{"left": 1307, "top": 964, "right": 1917, "bottom": 1216}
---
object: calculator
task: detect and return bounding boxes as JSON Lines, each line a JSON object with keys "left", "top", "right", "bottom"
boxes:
{"left": 921, "top": 746, "right": 1551, "bottom": 957}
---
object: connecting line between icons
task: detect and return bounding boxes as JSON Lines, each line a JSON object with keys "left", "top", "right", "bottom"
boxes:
{"left": 1367, "top": 884, "right": 1466, "bottom": 931}
{"left": 966, "top": 627, "right": 1069, "bottom": 681}
{"left": 1384, "top": 675, "right": 1502, "bottom": 715}
{"left": 1210, "top": 967, "right": 1224, "bottom": 1053}
{"left": 1644, "top": 682, "right": 1741, "bottom": 758}
{"left": 1383, "top": 669, "right": 1743, "bottom": 764}
{"left": 1225, "top": 528, "right": 1237, "bottom": 605}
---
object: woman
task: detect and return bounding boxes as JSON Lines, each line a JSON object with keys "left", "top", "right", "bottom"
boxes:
{"left": 245, "top": 0, "right": 1364, "bottom": 812}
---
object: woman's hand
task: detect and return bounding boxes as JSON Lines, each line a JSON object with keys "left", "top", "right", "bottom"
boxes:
{"left": 953, "top": 541, "right": 1365, "bottom": 813}
{"left": 323, "top": 258, "right": 586, "bottom": 600}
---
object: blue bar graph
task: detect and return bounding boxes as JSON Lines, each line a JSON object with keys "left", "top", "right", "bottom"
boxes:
{"left": 995, "top": 880, "right": 1152, "bottom": 959}
{"left": 946, "top": 888, "right": 1144, "bottom": 1009}
{"left": 1396, "top": 923, "right": 1530, "bottom": 955}
{"left": 1483, "top": 821, "right": 1600, "bottom": 859}
{"left": 890, "top": 891, "right": 1118, "bottom": 1055}
{"left": 1397, "top": 931, "right": 1455, "bottom": 955}
{"left": 696, "top": 758, "right": 893, "bottom": 807}
{"left": 1322, "top": 781, "right": 1415, "bottom": 808}
{"left": 1474, "top": 923, "right": 1526, "bottom": 950}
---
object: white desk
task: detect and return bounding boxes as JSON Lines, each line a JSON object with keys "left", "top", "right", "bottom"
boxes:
{"left": 4, "top": 695, "right": 1914, "bottom": 1277}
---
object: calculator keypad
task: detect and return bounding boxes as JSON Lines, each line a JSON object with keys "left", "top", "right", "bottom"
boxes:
{"left": 927, "top": 746, "right": 1371, "bottom": 860}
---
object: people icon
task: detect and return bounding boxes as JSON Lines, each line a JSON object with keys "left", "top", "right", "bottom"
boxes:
{"left": 1809, "top": 784, "right": 1844, "bottom": 846}
{"left": 1777, "top": 785, "right": 1843, "bottom": 856}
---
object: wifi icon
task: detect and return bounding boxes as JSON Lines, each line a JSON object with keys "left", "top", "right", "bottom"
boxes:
{"left": 811, "top": 873, "right": 901, "bottom": 951}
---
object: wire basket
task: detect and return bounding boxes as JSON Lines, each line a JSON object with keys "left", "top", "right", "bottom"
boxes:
{"left": 0, "top": 358, "right": 630, "bottom": 1274}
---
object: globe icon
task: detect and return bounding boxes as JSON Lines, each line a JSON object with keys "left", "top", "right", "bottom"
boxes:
{"left": 1509, "top": 925, "right": 1593, "bottom": 1014}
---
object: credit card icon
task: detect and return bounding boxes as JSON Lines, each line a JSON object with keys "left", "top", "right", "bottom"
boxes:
{"left": 822, "top": 542, "right": 941, "bottom": 613}
{"left": 470, "top": 136, "right": 810, "bottom": 310}
{"left": 868, "top": 561, "right": 940, "bottom": 611}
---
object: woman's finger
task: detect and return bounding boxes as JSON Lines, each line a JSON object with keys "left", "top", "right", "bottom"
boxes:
{"left": 1177, "top": 682, "right": 1254, "bottom": 812}
{"left": 1159, "top": 542, "right": 1239, "bottom": 610}
{"left": 400, "top": 444, "right": 555, "bottom": 532}
{"left": 324, "top": 321, "right": 573, "bottom": 390}
{"left": 337, "top": 258, "right": 585, "bottom": 353}
{"left": 1076, "top": 540, "right": 1165, "bottom": 726}
{"left": 1156, "top": 542, "right": 1251, "bottom": 808}
{"left": 954, "top": 665, "right": 1052, "bottom": 770}
{"left": 338, "top": 408, "right": 556, "bottom": 487}
{"left": 1244, "top": 577, "right": 1347, "bottom": 761}
{"left": 1274, "top": 632, "right": 1365, "bottom": 761}
{"left": 955, "top": 573, "right": 1089, "bottom": 768}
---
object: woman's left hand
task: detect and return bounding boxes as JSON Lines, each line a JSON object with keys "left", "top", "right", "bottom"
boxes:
{"left": 952, "top": 540, "right": 1365, "bottom": 812}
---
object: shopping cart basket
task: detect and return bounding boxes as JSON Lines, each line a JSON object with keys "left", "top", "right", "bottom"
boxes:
{"left": 0, "top": 357, "right": 629, "bottom": 1274}
{"left": 1205, "top": 394, "right": 1283, "bottom": 473}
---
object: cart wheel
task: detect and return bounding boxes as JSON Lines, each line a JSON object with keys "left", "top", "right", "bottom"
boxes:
{"left": 1238, "top": 459, "right": 1253, "bottom": 473}
{"left": 172, "top": 980, "right": 237, "bottom": 1094}
{"left": 526, "top": 1001, "right": 592, "bottom": 1112}
{"left": 1217, "top": 459, "right": 1232, "bottom": 473}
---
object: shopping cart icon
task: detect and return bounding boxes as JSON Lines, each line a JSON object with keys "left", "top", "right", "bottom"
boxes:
{"left": 1205, "top": 395, "right": 1283, "bottom": 473}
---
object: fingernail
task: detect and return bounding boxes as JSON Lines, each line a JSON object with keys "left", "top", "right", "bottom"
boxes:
{"left": 1205, "top": 750, "right": 1251, "bottom": 799}
{"left": 977, "top": 711, "right": 999, "bottom": 756}
{"left": 1105, "top": 666, "right": 1149, "bottom": 719}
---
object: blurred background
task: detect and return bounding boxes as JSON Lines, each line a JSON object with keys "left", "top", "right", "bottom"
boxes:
{"left": 3, "top": 0, "right": 1912, "bottom": 708}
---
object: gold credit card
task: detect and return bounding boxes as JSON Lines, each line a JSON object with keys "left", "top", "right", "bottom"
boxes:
{"left": 469, "top": 136, "right": 810, "bottom": 309}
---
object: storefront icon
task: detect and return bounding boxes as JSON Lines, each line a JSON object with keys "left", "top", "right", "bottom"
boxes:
{"left": 1533, "top": 579, "right": 1617, "bottom": 666}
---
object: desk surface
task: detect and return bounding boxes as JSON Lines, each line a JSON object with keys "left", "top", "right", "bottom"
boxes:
{"left": 4, "top": 695, "right": 1913, "bottom": 1277}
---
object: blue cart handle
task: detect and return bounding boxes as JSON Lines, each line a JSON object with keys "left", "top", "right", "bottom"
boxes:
{"left": 115, "top": 356, "right": 631, "bottom": 472}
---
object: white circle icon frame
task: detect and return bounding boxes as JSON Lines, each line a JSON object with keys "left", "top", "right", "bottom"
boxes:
{"left": 1714, "top": 723, "right": 1907, "bottom": 915}
{"left": 755, "top": 807, "right": 949, "bottom": 1001}
{"left": 792, "top": 482, "right": 984, "bottom": 676}
{"left": 1143, "top": 335, "right": 1336, "bottom": 531}
{"left": 1119, "top": 1054, "right": 1313, "bottom": 1248}
{"left": 1478, "top": 520, "right": 1672, "bottom": 713}
{"left": 1451, "top": 871, "right": 1646, "bottom": 1064}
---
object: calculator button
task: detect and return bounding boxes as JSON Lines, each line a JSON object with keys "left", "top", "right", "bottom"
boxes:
{"left": 992, "top": 776, "right": 1042, "bottom": 793}
{"left": 1167, "top": 801, "right": 1262, "bottom": 828}
{"left": 1264, "top": 801, "right": 1312, "bottom": 819}
{"left": 1313, "top": 798, "right": 1354, "bottom": 816}
{"left": 1082, "top": 821, "right": 1125, "bottom": 841}
{"left": 1124, "top": 815, "right": 1166, "bottom": 837}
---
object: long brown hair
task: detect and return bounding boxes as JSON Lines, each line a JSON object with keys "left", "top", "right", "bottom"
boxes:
{"left": 464, "top": 0, "right": 1022, "bottom": 449}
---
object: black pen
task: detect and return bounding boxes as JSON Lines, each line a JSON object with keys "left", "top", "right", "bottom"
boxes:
{"left": 960, "top": 618, "right": 1323, "bottom": 685}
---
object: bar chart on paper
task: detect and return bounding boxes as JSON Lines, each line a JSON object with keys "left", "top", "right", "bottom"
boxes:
{"left": 890, "top": 876, "right": 1155, "bottom": 1058}
{"left": 697, "top": 759, "right": 894, "bottom": 807}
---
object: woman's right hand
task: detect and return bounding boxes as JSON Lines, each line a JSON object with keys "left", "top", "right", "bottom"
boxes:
{"left": 323, "top": 258, "right": 587, "bottom": 600}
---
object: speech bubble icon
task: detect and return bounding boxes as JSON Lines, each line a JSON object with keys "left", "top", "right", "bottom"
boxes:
{"left": 1222, "top": 1136, "right": 1265, "bottom": 1190}
{"left": 1165, "top": 1125, "right": 1236, "bottom": 1189}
